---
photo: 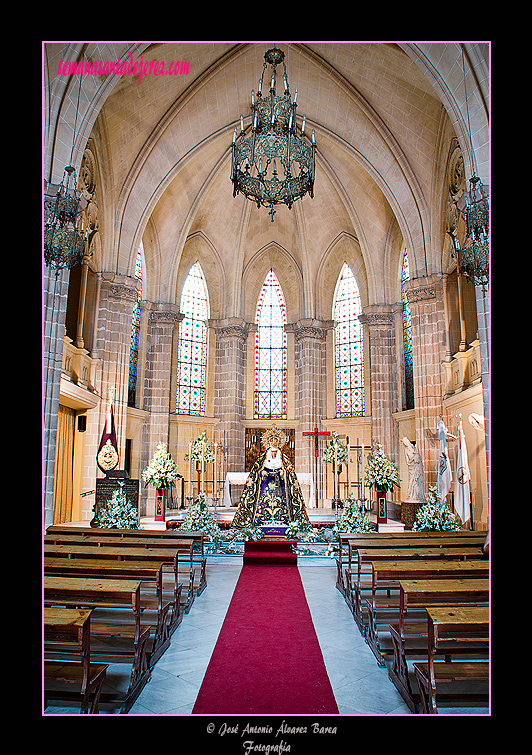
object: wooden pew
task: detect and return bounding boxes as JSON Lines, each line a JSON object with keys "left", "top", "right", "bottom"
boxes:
{"left": 44, "top": 557, "right": 173, "bottom": 666}
{"left": 340, "top": 533, "right": 486, "bottom": 598}
{"left": 413, "top": 606, "right": 489, "bottom": 713}
{"left": 335, "top": 530, "right": 488, "bottom": 593}
{"left": 364, "top": 560, "right": 489, "bottom": 666}
{"left": 44, "top": 607, "right": 108, "bottom": 714}
{"left": 43, "top": 576, "right": 152, "bottom": 713}
{"left": 44, "top": 538, "right": 195, "bottom": 617}
{"left": 388, "top": 579, "right": 489, "bottom": 712}
{"left": 345, "top": 543, "right": 486, "bottom": 632}
{"left": 46, "top": 525, "right": 207, "bottom": 599}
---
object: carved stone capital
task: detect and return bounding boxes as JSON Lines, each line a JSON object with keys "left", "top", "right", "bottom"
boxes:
{"left": 108, "top": 283, "right": 140, "bottom": 303}
{"left": 359, "top": 312, "right": 394, "bottom": 327}
{"left": 148, "top": 310, "right": 182, "bottom": 327}
{"left": 217, "top": 325, "right": 250, "bottom": 342}
{"left": 293, "top": 326, "right": 326, "bottom": 342}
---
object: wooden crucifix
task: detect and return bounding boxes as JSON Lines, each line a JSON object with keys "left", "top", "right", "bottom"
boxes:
{"left": 302, "top": 427, "right": 330, "bottom": 508}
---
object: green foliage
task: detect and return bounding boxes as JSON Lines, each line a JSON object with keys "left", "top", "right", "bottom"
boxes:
{"left": 94, "top": 481, "right": 139, "bottom": 529}
{"left": 412, "top": 485, "right": 461, "bottom": 531}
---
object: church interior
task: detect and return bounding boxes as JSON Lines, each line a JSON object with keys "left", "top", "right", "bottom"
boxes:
{"left": 43, "top": 41, "right": 490, "bottom": 718}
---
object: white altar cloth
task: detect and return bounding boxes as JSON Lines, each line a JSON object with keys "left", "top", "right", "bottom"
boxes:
{"left": 223, "top": 471, "right": 315, "bottom": 508}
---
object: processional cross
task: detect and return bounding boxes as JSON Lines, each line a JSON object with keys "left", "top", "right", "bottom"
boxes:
{"left": 302, "top": 427, "right": 330, "bottom": 508}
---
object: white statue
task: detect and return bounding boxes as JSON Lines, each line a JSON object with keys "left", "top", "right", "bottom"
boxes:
{"left": 401, "top": 437, "right": 426, "bottom": 502}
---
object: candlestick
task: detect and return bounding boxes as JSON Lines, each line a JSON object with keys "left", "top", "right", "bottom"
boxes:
{"left": 201, "top": 441, "right": 205, "bottom": 495}
{"left": 346, "top": 435, "right": 350, "bottom": 498}
{"left": 214, "top": 442, "right": 218, "bottom": 497}
{"left": 334, "top": 443, "right": 338, "bottom": 503}
{"left": 188, "top": 441, "right": 192, "bottom": 498}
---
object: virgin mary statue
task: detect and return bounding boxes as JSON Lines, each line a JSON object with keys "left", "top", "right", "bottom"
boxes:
{"left": 232, "top": 426, "right": 309, "bottom": 529}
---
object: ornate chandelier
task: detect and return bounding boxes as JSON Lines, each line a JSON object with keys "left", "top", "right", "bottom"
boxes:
{"left": 44, "top": 165, "right": 86, "bottom": 273}
{"left": 456, "top": 175, "right": 489, "bottom": 291}
{"left": 231, "top": 46, "right": 316, "bottom": 221}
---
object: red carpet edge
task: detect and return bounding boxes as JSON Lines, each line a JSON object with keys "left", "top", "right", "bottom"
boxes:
{"left": 192, "top": 550, "right": 338, "bottom": 715}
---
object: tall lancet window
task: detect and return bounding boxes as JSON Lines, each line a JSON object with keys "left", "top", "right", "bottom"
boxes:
{"left": 401, "top": 248, "right": 414, "bottom": 409}
{"left": 334, "top": 263, "right": 365, "bottom": 417}
{"left": 176, "top": 262, "right": 209, "bottom": 416}
{"left": 128, "top": 244, "right": 144, "bottom": 407}
{"left": 254, "top": 269, "right": 288, "bottom": 420}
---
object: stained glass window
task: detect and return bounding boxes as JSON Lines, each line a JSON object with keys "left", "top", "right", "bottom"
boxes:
{"left": 334, "top": 264, "right": 365, "bottom": 417}
{"left": 254, "top": 269, "right": 288, "bottom": 419}
{"left": 176, "top": 262, "right": 209, "bottom": 415}
{"left": 401, "top": 248, "right": 414, "bottom": 409}
{"left": 128, "top": 244, "right": 143, "bottom": 407}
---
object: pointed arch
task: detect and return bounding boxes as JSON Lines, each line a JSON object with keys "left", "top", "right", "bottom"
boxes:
{"left": 333, "top": 263, "right": 365, "bottom": 417}
{"left": 254, "top": 269, "right": 288, "bottom": 420}
{"left": 176, "top": 261, "right": 209, "bottom": 415}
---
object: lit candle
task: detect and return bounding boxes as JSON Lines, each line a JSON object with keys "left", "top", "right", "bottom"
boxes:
{"left": 240, "top": 114, "right": 244, "bottom": 134}
{"left": 312, "top": 129, "right": 315, "bottom": 144}
{"left": 301, "top": 116, "right": 306, "bottom": 135}
{"left": 271, "top": 72, "right": 275, "bottom": 90}
{"left": 294, "top": 87, "right": 298, "bottom": 104}
{"left": 288, "top": 113, "right": 293, "bottom": 131}
{"left": 251, "top": 89, "right": 255, "bottom": 105}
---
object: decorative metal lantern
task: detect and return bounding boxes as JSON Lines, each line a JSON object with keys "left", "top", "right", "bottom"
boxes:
{"left": 231, "top": 47, "right": 316, "bottom": 221}
{"left": 44, "top": 166, "right": 86, "bottom": 272}
{"left": 456, "top": 175, "right": 489, "bottom": 290}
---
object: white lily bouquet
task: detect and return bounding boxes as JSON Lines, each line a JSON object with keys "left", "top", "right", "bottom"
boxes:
{"left": 321, "top": 432, "right": 349, "bottom": 464}
{"left": 364, "top": 443, "right": 400, "bottom": 493}
{"left": 185, "top": 430, "right": 215, "bottom": 463}
{"left": 142, "top": 442, "right": 181, "bottom": 489}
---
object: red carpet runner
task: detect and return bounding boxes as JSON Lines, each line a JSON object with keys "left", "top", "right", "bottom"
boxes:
{"left": 192, "top": 541, "right": 338, "bottom": 715}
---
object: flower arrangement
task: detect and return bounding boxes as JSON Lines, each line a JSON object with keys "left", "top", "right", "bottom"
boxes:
{"left": 142, "top": 443, "right": 181, "bottom": 489}
{"left": 321, "top": 432, "right": 350, "bottom": 464}
{"left": 178, "top": 492, "right": 223, "bottom": 544}
{"left": 185, "top": 431, "right": 215, "bottom": 463}
{"left": 364, "top": 443, "right": 400, "bottom": 493}
{"left": 333, "top": 496, "right": 374, "bottom": 538}
{"left": 93, "top": 481, "right": 139, "bottom": 529}
{"left": 412, "top": 485, "right": 461, "bottom": 531}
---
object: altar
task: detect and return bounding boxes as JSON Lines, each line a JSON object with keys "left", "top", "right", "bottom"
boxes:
{"left": 223, "top": 471, "right": 315, "bottom": 508}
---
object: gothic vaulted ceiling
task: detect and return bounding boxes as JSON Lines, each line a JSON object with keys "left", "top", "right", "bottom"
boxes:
{"left": 44, "top": 42, "right": 489, "bottom": 321}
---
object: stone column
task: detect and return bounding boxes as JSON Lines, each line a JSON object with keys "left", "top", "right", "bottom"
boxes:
{"left": 289, "top": 320, "right": 332, "bottom": 507}
{"left": 43, "top": 265, "right": 71, "bottom": 529}
{"left": 359, "top": 305, "right": 400, "bottom": 469}
{"left": 212, "top": 320, "right": 252, "bottom": 474}
{"left": 141, "top": 304, "right": 182, "bottom": 516}
{"left": 86, "top": 275, "right": 140, "bottom": 489}
{"left": 403, "top": 274, "right": 447, "bottom": 487}
{"left": 475, "top": 284, "right": 490, "bottom": 493}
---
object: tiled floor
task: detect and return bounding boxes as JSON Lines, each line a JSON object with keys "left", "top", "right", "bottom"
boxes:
{"left": 44, "top": 555, "right": 489, "bottom": 716}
